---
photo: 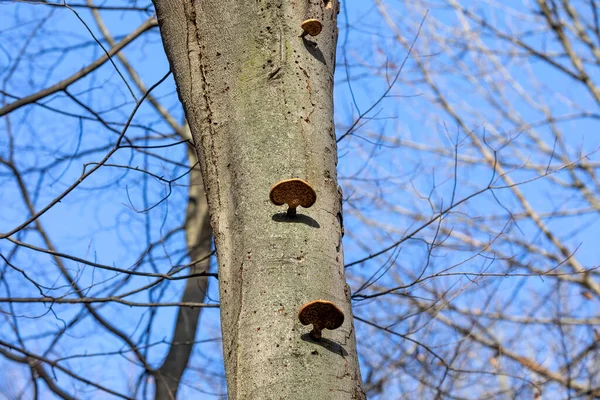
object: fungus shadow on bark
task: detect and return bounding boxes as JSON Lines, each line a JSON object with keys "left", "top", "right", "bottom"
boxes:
{"left": 272, "top": 212, "right": 320, "bottom": 228}
{"left": 300, "top": 333, "right": 349, "bottom": 356}
{"left": 301, "top": 39, "right": 327, "bottom": 65}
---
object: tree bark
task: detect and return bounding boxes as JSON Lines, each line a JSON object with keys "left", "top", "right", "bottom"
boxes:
{"left": 153, "top": 1, "right": 365, "bottom": 398}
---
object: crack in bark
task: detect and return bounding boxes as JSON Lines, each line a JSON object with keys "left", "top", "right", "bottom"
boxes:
{"left": 188, "top": 6, "right": 222, "bottom": 221}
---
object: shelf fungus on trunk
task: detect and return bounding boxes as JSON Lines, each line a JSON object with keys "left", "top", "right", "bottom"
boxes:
{"left": 298, "top": 300, "right": 345, "bottom": 341}
{"left": 300, "top": 19, "right": 323, "bottom": 38}
{"left": 270, "top": 179, "right": 317, "bottom": 217}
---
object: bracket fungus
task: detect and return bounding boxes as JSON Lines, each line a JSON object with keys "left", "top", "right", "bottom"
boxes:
{"left": 270, "top": 179, "right": 316, "bottom": 217}
{"left": 300, "top": 19, "right": 323, "bottom": 37}
{"left": 298, "top": 300, "right": 344, "bottom": 340}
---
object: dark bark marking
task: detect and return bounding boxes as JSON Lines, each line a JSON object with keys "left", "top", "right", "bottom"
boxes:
{"left": 268, "top": 66, "right": 282, "bottom": 80}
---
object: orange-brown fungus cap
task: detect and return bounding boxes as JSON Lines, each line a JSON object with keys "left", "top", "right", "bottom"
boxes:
{"left": 301, "top": 19, "right": 323, "bottom": 36}
{"left": 298, "top": 300, "right": 344, "bottom": 340}
{"left": 269, "top": 179, "right": 316, "bottom": 210}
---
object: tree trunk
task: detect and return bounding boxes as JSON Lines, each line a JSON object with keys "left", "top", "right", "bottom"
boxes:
{"left": 152, "top": 1, "right": 365, "bottom": 398}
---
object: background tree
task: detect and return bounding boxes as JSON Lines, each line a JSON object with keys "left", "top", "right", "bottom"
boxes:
{"left": 1, "top": 0, "right": 600, "bottom": 399}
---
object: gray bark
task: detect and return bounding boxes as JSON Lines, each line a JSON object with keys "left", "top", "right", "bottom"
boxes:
{"left": 153, "top": 1, "right": 365, "bottom": 398}
{"left": 154, "top": 149, "right": 212, "bottom": 400}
